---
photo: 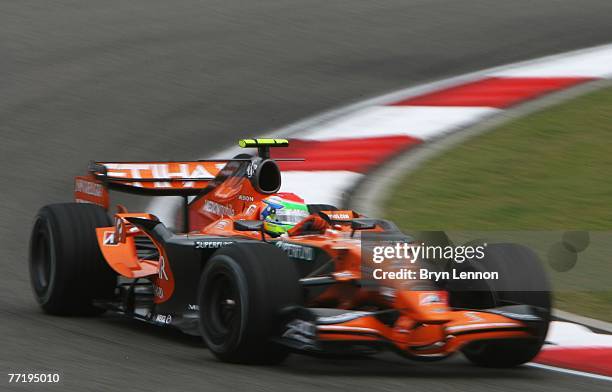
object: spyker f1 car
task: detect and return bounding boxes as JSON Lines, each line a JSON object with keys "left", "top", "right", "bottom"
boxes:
{"left": 29, "top": 139, "right": 551, "bottom": 366}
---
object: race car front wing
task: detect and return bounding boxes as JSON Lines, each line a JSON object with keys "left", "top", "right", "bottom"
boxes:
{"left": 277, "top": 304, "right": 544, "bottom": 359}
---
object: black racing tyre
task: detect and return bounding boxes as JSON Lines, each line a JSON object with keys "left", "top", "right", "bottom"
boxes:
{"left": 447, "top": 243, "right": 551, "bottom": 368}
{"left": 198, "top": 242, "right": 301, "bottom": 365}
{"left": 29, "top": 203, "right": 117, "bottom": 315}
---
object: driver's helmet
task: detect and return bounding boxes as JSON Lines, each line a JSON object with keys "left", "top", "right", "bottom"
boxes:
{"left": 260, "top": 193, "right": 309, "bottom": 235}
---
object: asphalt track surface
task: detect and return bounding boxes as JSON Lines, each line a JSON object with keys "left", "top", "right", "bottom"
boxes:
{"left": 3, "top": 1, "right": 612, "bottom": 391}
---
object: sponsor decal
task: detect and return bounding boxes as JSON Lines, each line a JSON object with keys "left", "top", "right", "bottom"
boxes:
{"left": 153, "top": 285, "right": 164, "bottom": 299}
{"left": 215, "top": 220, "right": 229, "bottom": 229}
{"left": 238, "top": 194, "right": 254, "bottom": 202}
{"left": 158, "top": 256, "right": 169, "bottom": 281}
{"left": 244, "top": 204, "right": 258, "bottom": 216}
{"left": 282, "top": 319, "right": 316, "bottom": 345}
{"left": 75, "top": 178, "right": 104, "bottom": 197}
{"left": 75, "top": 176, "right": 108, "bottom": 208}
{"left": 419, "top": 292, "right": 444, "bottom": 306}
{"left": 488, "top": 310, "right": 541, "bottom": 321}
{"left": 202, "top": 200, "right": 235, "bottom": 217}
{"left": 155, "top": 314, "right": 172, "bottom": 324}
{"left": 327, "top": 212, "right": 352, "bottom": 220}
{"left": 334, "top": 271, "right": 353, "bottom": 278}
{"left": 446, "top": 322, "right": 520, "bottom": 333}
{"left": 194, "top": 240, "right": 234, "bottom": 249}
{"left": 246, "top": 161, "right": 258, "bottom": 178}
{"left": 465, "top": 311, "right": 485, "bottom": 322}
{"left": 113, "top": 217, "right": 126, "bottom": 243}
{"left": 317, "top": 311, "right": 370, "bottom": 324}
{"left": 153, "top": 252, "right": 174, "bottom": 304}
{"left": 187, "top": 304, "right": 199, "bottom": 311}
{"left": 102, "top": 231, "right": 118, "bottom": 246}
{"left": 275, "top": 241, "right": 315, "bottom": 261}
{"left": 104, "top": 162, "right": 218, "bottom": 188}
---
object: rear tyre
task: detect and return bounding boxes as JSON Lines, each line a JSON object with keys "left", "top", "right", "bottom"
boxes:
{"left": 447, "top": 243, "right": 551, "bottom": 367}
{"left": 29, "top": 203, "right": 117, "bottom": 315}
{"left": 198, "top": 242, "right": 301, "bottom": 365}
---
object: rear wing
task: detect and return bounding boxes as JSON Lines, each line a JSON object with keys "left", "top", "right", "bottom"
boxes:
{"left": 75, "top": 160, "right": 231, "bottom": 208}
{"left": 74, "top": 139, "right": 297, "bottom": 210}
{"left": 89, "top": 160, "right": 228, "bottom": 193}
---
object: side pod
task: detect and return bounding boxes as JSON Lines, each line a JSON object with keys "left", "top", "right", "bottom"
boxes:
{"left": 124, "top": 217, "right": 232, "bottom": 313}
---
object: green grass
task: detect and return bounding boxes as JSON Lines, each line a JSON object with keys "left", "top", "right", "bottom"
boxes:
{"left": 384, "top": 86, "right": 612, "bottom": 322}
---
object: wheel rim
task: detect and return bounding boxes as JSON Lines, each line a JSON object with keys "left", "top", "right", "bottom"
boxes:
{"left": 203, "top": 268, "right": 241, "bottom": 344}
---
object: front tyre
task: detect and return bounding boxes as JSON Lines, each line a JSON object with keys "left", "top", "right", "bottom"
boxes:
{"left": 198, "top": 242, "right": 301, "bottom": 364}
{"left": 448, "top": 243, "right": 551, "bottom": 367}
{"left": 29, "top": 203, "right": 117, "bottom": 315}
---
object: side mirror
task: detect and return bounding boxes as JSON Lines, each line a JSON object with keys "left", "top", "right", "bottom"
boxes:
{"left": 234, "top": 220, "right": 264, "bottom": 232}
{"left": 351, "top": 219, "right": 376, "bottom": 231}
{"left": 350, "top": 218, "right": 376, "bottom": 237}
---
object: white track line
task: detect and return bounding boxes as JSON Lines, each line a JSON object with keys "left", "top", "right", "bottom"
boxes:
{"left": 526, "top": 363, "right": 612, "bottom": 382}
{"left": 300, "top": 106, "right": 499, "bottom": 141}
{"left": 492, "top": 45, "right": 612, "bottom": 77}
{"left": 546, "top": 321, "right": 612, "bottom": 347}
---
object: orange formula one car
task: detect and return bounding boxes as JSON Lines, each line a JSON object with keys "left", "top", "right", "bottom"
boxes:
{"left": 29, "top": 139, "right": 551, "bottom": 367}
